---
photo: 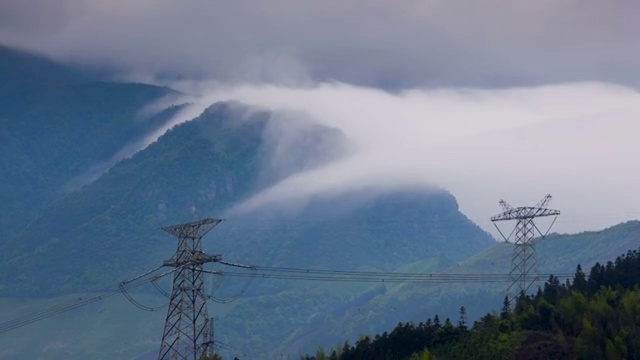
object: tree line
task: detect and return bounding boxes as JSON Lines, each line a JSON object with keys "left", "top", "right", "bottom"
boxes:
{"left": 301, "top": 247, "right": 640, "bottom": 360}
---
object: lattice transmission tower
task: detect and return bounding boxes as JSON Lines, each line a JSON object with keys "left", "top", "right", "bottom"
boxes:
{"left": 491, "top": 194, "right": 560, "bottom": 302}
{"left": 156, "top": 218, "right": 254, "bottom": 360}
{"left": 101, "top": 217, "right": 255, "bottom": 359}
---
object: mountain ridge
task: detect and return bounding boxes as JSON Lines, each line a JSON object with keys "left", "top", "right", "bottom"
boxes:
{"left": 0, "top": 45, "right": 180, "bottom": 241}
{"left": 1, "top": 44, "right": 638, "bottom": 360}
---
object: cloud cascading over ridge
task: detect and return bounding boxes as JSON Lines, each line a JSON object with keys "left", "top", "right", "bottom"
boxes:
{"left": 162, "top": 81, "right": 640, "bottom": 236}
{"left": 2, "top": 1, "right": 639, "bottom": 237}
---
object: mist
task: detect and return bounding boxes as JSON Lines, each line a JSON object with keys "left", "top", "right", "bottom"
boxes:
{"left": 154, "top": 81, "right": 640, "bottom": 237}
{"left": 2, "top": 0, "right": 640, "bottom": 236}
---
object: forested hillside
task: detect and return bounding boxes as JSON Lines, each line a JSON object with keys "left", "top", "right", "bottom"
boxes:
{"left": 0, "top": 45, "right": 496, "bottom": 359}
{"left": 2, "top": 45, "right": 639, "bottom": 360}
{"left": 0, "top": 45, "right": 178, "bottom": 241}
{"left": 303, "top": 246, "right": 640, "bottom": 360}
{"left": 0, "top": 98, "right": 494, "bottom": 357}
{"left": 0, "top": 45, "right": 493, "bottom": 296}
{"left": 283, "top": 221, "right": 640, "bottom": 357}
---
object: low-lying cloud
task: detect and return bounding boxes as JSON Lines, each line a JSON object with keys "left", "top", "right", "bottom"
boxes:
{"left": 162, "top": 81, "right": 640, "bottom": 236}
{"left": 3, "top": 0, "right": 639, "bottom": 236}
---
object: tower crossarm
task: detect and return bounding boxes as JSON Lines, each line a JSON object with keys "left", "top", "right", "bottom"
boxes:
{"left": 161, "top": 218, "right": 222, "bottom": 239}
{"left": 499, "top": 199, "right": 514, "bottom": 212}
{"left": 491, "top": 206, "right": 560, "bottom": 222}
{"left": 535, "top": 194, "right": 553, "bottom": 209}
{"left": 163, "top": 253, "right": 223, "bottom": 268}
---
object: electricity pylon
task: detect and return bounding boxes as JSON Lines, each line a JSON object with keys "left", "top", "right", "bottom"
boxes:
{"left": 158, "top": 218, "right": 222, "bottom": 360}
{"left": 491, "top": 194, "right": 560, "bottom": 302}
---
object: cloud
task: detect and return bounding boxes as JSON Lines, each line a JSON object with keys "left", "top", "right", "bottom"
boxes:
{"left": 1, "top": 1, "right": 639, "bottom": 87}
{"left": 2, "top": 1, "right": 639, "bottom": 236}
{"left": 164, "top": 81, "right": 640, "bottom": 236}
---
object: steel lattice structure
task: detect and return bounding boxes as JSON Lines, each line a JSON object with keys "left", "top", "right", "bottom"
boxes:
{"left": 491, "top": 195, "right": 560, "bottom": 302}
{"left": 158, "top": 218, "right": 223, "bottom": 360}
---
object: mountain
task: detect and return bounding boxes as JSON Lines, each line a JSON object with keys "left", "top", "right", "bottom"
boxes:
{"left": 0, "top": 45, "right": 179, "bottom": 241}
{"left": 283, "top": 221, "right": 640, "bottom": 357}
{"left": 0, "top": 98, "right": 493, "bottom": 311}
{"left": 2, "top": 222, "right": 638, "bottom": 360}
{"left": 2, "top": 44, "right": 637, "bottom": 360}
{"left": 0, "top": 45, "right": 495, "bottom": 359}
{"left": 300, "top": 243, "right": 640, "bottom": 360}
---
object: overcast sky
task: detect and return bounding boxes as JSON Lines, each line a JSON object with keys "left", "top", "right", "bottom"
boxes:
{"left": 2, "top": 1, "right": 639, "bottom": 236}
{"left": 1, "top": 1, "right": 640, "bottom": 88}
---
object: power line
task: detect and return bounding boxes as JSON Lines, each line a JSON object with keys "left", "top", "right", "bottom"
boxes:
{"left": 253, "top": 264, "right": 574, "bottom": 279}
{"left": 17, "top": 215, "right": 640, "bottom": 278}
{"left": 119, "top": 267, "right": 178, "bottom": 312}
{"left": 0, "top": 269, "right": 173, "bottom": 334}
{"left": 201, "top": 269, "right": 255, "bottom": 304}
{"left": 0, "top": 265, "right": 575, "bottom": 335}
{"left": 216, "top": 263, "right": 576, "bottom": 285}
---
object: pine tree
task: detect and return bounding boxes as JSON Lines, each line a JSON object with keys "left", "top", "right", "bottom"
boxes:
{"left": 572, "top": 264, "right": 588, "bottom": 294}
{"left": 433, "top": 315, "right": 441, "bottom": 329}
{"left": 500, "top": 296, "right": 510, "bottom": 319}
{"left": 458, "top": 306, "right": 468, "bottom": 330}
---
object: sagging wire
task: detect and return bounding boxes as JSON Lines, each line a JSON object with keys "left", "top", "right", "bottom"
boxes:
{"left": 118, "top": 267, "right": 176, "bottom": 312}
{"left": 0, "top": 272, "right": 164, "bottom": 334}
{"left": 203, "top": 266, "right": 257, "bottom": 304}
{"left": 202, "top": 260, "right": 257, "bottom": 304}
{"left": 151, "top": 275, "right": 172, "bottom": 299}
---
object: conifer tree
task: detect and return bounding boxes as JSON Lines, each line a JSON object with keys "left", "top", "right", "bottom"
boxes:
{"left": 457, "top": 306, "right": 467, "bottom": 330}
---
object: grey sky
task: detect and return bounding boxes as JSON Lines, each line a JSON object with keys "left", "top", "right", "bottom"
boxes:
{"left": 1, "top": 1, "right": 639, "bottom": 87}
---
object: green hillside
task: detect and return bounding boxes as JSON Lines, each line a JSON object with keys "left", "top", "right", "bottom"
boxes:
{"left": 0, "top": 97, "right": 494, "bottom": 357}
{"left": 283, "top": 221, "right": 640, "bottom": 357}
{"left": 302, "top": 245, "right": 640, "bottom": 360}
{"left": 0, "top": 45, "right": 179, "bottom": 241}
{"left": 0, "top": 46, "right": 495, "bottom": 359}
{"left": 1, "top": 221, "right": 638, "bottom": 359}
{"left": 2, "top": 45, "right": 638, "bottom": 360}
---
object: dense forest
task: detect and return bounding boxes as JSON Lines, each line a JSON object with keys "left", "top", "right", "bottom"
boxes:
{"left": 299, "top": 247, "right": 640, "bottom": 360}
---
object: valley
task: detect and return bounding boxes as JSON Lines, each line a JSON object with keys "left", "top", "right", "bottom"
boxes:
{"left": 0, "top": 45, "right": 639, "bottom": 360}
